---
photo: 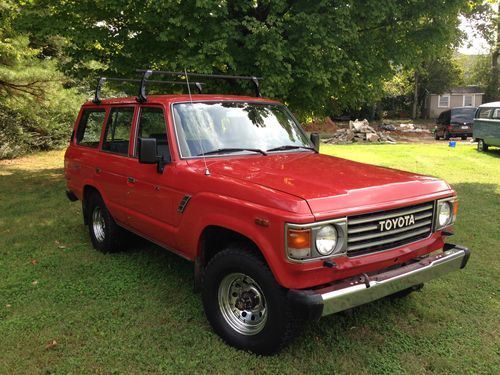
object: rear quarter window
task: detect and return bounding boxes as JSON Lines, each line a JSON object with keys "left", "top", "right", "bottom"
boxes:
{"left": 75, "top": 109, "right": 106, "bottom": 148}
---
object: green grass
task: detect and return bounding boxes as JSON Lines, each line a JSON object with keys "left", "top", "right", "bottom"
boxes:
{"left": 1, "top": 144, "right": 499, "bottom": 374}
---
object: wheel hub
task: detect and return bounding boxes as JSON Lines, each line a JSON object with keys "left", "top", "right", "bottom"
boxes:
{"left": 235, "top": 290, "right": 260, "bottom": 310}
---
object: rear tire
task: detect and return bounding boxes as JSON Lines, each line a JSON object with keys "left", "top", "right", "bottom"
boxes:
{"left": 86, "top": 193, "right": 127, "bottom": 252}
{"left": 444, "top": 130, "right": 450, "bottom": 140}
{"left": 434, "top": 132, "right": 440, "bottom": 140}
{"left": 202, "top": 245, "right": 303, "bottom": 355}
{"left": 477, "top": 139, "right": 489, "bottom": 152}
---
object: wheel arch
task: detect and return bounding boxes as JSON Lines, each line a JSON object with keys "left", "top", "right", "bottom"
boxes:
{"left": 82, "top": 184, "right": 102, "bottom": 225}
{"left": 194, "top": 224, "right": 280, "bottom": 291}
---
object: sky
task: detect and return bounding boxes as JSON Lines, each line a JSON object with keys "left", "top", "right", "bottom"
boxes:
{"left": 457, "top": 15, "right": 492, "bottom": 55}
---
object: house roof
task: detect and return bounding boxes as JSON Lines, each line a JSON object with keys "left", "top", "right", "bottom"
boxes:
{"left": 431, "top": 86, "right": 484, "bottom": 95}
{"left": 449, "top": 86, "right": 484, "bottom": 94}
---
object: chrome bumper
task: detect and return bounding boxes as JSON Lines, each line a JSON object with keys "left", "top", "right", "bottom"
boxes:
{"left": 289, "top": 244, "right": 470, "bottom": 319}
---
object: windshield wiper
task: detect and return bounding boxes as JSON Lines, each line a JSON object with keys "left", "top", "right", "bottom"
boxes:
{"left": 266, "top": 145, "right": 316, "bottom": 153}
{"left": 198, "top": 148, "right": 267, "bottom": 156}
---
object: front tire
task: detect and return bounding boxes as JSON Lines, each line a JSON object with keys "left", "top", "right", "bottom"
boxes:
{"left": 477, "top": 139, "right": 489, "bottom": 152}
{"left": 444, "top": 130, "right": 450, "bottom": 140}
{"left": 86, "top": 193, "right": 126, "bottom": 252}
{"left": 202, "top": 245, "right": 302, "bottom": 355}
{"left": 434, "top": 131, "right": 440, "bottom": 140}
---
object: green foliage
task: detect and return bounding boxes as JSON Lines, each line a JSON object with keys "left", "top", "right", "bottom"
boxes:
{"left": 455, "top": 53, "right": 492, "bottom": 86}
{"left": 0, "top": 0, "right": 85, "bottom": 159}
{"left": 418, "top": 55, "right": 464, "bottom": 95}
{"left": 17, "top": 0, "right": 476, "bottom": 119}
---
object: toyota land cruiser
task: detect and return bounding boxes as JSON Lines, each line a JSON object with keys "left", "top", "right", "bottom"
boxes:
{"left": 64, "top": 70, "right": 470, "bottom": 354}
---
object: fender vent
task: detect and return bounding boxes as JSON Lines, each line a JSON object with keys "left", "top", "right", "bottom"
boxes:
{"left": 177, "top": 195, "right": 192, "bottom": 213}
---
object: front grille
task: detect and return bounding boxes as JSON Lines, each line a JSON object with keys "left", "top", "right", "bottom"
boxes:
{"left": 347, "top": 201, "right": 434, "bottom": 256}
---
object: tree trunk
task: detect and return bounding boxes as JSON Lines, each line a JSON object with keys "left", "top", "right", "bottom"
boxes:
{"left": 490, "top": 2, "right": 499, "bottom": 100}
{"left": 412, "top": 71, "right": 418, "bottom": 119}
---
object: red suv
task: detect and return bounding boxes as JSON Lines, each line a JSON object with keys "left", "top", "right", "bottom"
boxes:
{"left": 64, "top": 71, "right": 470, "bottom": 354}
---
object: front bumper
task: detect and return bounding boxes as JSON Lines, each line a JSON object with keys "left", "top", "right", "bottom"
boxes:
{"left": 289, "top": 243, "right": 470, "bottom": 320}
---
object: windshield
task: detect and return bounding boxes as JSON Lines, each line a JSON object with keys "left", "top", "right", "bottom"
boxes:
{"left": 451, "top": 108, "right": 476, "bottom": 122}
{"left": 172, "top": 102, "right": 311, "bottom": 157}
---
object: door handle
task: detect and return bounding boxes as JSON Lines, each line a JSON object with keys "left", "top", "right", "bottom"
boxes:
{"left": 127, "top": 177, "right": 136, "bottom": 184}
{"left": 95, "top": 167, "right": 102, "bottom": 174}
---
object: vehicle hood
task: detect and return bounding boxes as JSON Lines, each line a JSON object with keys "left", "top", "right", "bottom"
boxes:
{"left": 192, "top": 152, "right": 451, "bottom": 218}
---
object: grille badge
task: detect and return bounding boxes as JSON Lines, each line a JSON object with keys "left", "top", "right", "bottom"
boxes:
{"left": 378, "top": 214, "right": 415, "bottom": 232}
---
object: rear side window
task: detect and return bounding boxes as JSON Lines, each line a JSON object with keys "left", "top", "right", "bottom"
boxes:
{"left": 102, "top": 107, "right": 135, "bottom": 156}
{"left": 492, "top": 108, "right": 500, "bottom": 119}
{"left": 135, "top": 107, "right": 168, "bottom": 159}
{"left": 478, "top": 108, "right": 492, "bottom": 119}
{"left": 76, "top": 109, "right": 105, "bottom": 148}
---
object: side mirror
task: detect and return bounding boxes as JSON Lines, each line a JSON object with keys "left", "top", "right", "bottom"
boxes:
{"left": 138, "top": 137, "right": 169, "bottom": 173}
{"left": 310, "top": 132, "right": 320, "bottom": 152}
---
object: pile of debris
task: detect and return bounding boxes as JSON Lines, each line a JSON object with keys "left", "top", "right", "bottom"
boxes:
{"left": 323, "top": 119, "right": 396, "bottom": 144}
{"left": 381, "top": 122, "right": 431, "bottom": 133}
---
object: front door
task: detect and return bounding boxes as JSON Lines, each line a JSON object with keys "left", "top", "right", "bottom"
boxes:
{"left": 126, "top": 106, "right": 186, "bottom": 249}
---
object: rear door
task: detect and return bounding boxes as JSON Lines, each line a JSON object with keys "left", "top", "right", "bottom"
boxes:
{"left": 97, "top": 106, "right": 137, "bottom": 224}
{"left": 125, "top": 105, "right": 187, "bottom": 249}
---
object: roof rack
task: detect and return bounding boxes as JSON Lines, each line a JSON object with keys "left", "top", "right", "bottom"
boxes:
{"left": 137, "top": 69, "right": 263, "bottom": 98}
{"left": 92, "top": 75, "right": 204, "bottom": 104}
{"left": 92, "top": 69, "right": 263, "bottom": 104}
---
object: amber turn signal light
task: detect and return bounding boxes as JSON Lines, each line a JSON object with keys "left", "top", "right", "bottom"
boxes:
{"left": 287, "top": 228, "right": 311, "bottom": 259}
{"left": 288, "top": 229, "right": 310, "bottom": 249}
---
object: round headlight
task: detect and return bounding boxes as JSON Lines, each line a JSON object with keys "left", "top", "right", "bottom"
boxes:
{"left": 316, "top": 225, "right": 338, "bottom": 255}
{"left": 438, "top": 202, "right": 452, "bottom": 227}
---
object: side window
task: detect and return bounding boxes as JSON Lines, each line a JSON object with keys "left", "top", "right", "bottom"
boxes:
{"left": 76, "top": 109, "right": 105, "bottom": 148}
{"left": 492, "top": 108, "right": 500, "bottom": 119}
{"left": 102, "top": 107, "right": 134, "bottom": 156}
{"left": 478, "top": 108, "right": 492, "bottom": 119}
{"left": 136, "top": 107, "right": 169, "bottom": 159}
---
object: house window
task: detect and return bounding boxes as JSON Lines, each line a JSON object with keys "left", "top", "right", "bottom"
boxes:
{"left": 463, "top": 95, "right": 474, "bottom": 107}
{"left": 438, "top": 95, "right": 450, "bottom": 108}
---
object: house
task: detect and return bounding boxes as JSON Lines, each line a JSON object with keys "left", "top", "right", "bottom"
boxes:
{"left": 425, "top": 86, "right": 484, "bottom": 118}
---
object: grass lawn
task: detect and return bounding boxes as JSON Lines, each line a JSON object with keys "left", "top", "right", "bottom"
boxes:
{"left": 0, "top": 144, "right": 499, "bottom": 374}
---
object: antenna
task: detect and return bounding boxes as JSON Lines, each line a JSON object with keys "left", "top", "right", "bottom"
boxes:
{"left": 185, "top": 68, "right": 210, "bottom": 176}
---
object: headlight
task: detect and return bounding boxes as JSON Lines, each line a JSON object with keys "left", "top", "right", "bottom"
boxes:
{"left": 434, "top": 198, "right": 457, "bottom": 231}
{"left": 438, "top": 202, "right": 452, "bottom": 227}
{"left": 315, "top": 225, "right": 338, "bottom": 255}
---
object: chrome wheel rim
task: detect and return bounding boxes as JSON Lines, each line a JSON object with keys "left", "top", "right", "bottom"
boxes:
{"left": 218, "top": 273, "right": 267, "bottom": 336}
{"left": 92, "top": 206, "right": 106, "bottom": 242}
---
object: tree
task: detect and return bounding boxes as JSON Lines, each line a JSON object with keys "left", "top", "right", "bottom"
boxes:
{"left": 462, "top": 0, "right": 499, "bottom": 101}
{"left": 0, "top": 0, "right": 84, "bottom": 158}
{"left": 17, "top": 0, "right": 479, "bottom": 119}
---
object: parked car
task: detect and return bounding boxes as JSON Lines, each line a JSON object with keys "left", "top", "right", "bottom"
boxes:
{"left": 435, "top": 107, "right": 476, "bottom": 140}
{"left": 473, "top": 101, "right": 500, "bottom": 151}
{"left": 64, "top": 71, "right": 470, "bottom": 355}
